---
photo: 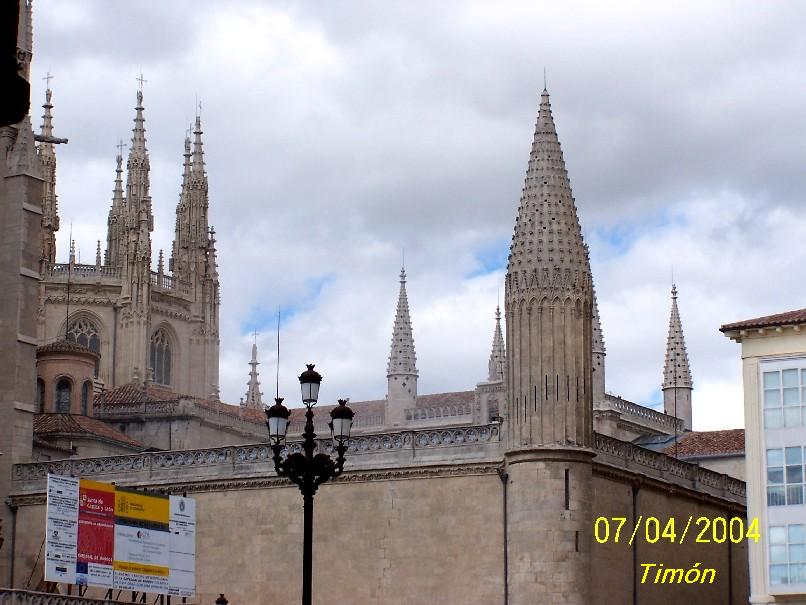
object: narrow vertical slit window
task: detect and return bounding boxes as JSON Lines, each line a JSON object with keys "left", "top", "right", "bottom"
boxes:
{"left": 564, "top": 468, "right": 570, "bottom": 510}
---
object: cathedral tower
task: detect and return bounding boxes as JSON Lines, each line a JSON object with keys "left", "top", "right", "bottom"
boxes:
{"left": 386, "top": 268, "right": 417, "bottom": 427}
{"left": 504, "top": 88, "right": 594, "bottom": 605}
{"left": 662, "top": 284, "right": 693, "bottom": 430}
{"left": 116, "top": 87, "right": 154, "bottom": 385}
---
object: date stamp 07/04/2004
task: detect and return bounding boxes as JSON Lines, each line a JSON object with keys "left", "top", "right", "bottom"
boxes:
{"left": 592, "top": 516, "right": 760, "bottom": 585}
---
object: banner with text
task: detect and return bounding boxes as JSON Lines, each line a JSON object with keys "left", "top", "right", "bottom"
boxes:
{"left": 44, "top": 475, "right": 195, "bottom": 596}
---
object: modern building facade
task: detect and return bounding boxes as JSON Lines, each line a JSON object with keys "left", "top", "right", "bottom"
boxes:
{"left": 723, "top": 309, "right": 806, "bottom": 603}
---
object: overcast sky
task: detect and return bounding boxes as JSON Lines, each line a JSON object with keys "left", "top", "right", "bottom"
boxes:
{"left": 31, "top": 0, "right": 806, "bottom": 430}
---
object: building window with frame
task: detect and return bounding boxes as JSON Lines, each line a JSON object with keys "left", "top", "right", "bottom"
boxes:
{"left": 81, "top": 381, "right": 91, "bottom": 415}
{"left": 763, "top": 368, "right": 806, "bottom": 429}
{"left": 150, "top": 328, "right": 172, "bottom": 386}
{"left": 67, "top": 318, "right": 101, "bottom": 378}
{"left": 767, "top": 447, "right": 805, "bottom": 506}
{"left": 770, "top": 524, "right": 806, "bottom": 585}
{"left": 55, "top": 378, "right": 72, "bottom": 413}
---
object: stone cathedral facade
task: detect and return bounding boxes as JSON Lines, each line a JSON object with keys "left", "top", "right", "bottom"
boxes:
{"left": 35, "top": 89, "right": 220, "bottom": 400}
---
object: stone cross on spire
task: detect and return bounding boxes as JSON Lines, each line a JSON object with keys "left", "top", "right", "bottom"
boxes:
{"left": 243, "top": 333, "right": 263, "bottom": 409}
{"left": 487, "top": 305, "right": 506, "bottom": 382}
{"left": 662, "top": 284, "right": 693, "bottom": 429}
{"left": 386, "top": 267, "right": 418, "bottom": 427}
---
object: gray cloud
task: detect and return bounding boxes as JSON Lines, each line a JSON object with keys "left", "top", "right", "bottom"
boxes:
{"left": 32, "top": 0, "right": 806, "bottom": 428}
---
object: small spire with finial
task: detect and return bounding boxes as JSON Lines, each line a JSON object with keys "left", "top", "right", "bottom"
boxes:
{"left": 95, "top": 240, "right": 101, "bottom": 268}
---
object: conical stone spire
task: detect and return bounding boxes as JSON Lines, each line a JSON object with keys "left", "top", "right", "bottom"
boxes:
{"left": 243, "top": 337, "right": 263, "bottom": 409}
{"left": 386, "top": 268, "right": 418, "bottom": 427}
{"left": 662, "top": 284, "right": 693, "bottom": 429}
{"left": 504, "top": 87, "right": 593, "bottom": 449}
{"left": 38, "top": 87, "right": 60, "bottom": 265}
{"left": 387, "top": 268, "right": 417, "bottom": 376}
{"left": 191, "top": 115, "right": 205, "bottom": 176}
{"left": 503, "top": 86, "right": 595, "bottom": 605}
{"left": 487, "top": 305, "right": 506, "bottom": 382}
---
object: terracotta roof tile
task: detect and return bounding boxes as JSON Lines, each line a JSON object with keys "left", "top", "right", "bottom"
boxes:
{"left": 720, "top": 309, "right": 806, "bottom": 332}
{"left": 663, "top": 429, "right": 745, "bottom": 457}
{"left": 34, "top": 414, "right": 143, "bottom": 448}
{"left": 38, "top": 339, "right": 100, "bottom": 359}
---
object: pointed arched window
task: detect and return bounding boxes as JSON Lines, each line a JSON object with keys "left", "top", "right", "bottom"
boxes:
{"left": 150, "top": 328, "right": 172, "bottom": 386}
{"left": 67, "top": 318, "right": 101, "bottom": 377}
{"left": 55, "top": 378, "right": 72, "bottom": 413}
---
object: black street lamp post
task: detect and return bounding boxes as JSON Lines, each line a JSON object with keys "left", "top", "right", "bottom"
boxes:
{"left": 265, "top": 364, "right": 355, "bottom": 605}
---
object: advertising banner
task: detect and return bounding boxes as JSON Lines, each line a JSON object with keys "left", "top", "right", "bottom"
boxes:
{"left": 168, "top": 495, "right": 196, "bottom": 597}
{"left": 44, "top": 474, "right": 79, "bottom": 585}
{"left": 113, "top": 487, "right": 171, "bottom": 594}
{"left": 76, "top": 479, "right": 115, "bottom": 588}
{"left": 44, "top": 475, "right": 195, "bottom": 597}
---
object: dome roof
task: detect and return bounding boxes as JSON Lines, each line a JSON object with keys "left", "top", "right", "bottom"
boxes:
{"left": 37, "top": 339, "right": 100, "bottom": 360}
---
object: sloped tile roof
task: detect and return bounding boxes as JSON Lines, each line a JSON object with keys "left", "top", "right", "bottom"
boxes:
{"left": 663, "top": 429, "right": 745, "bottom": 457}
{"left": 95, "top": 382, "right": 473, "bottom": 427}
{"left": 34, "top": 414, "right": 143, "bottom": 448}
{"left": 38, "top": 339, "right": 100, "bottom": 360}
{"left": 721, "top": 308, "right": 806, "bottom": 332}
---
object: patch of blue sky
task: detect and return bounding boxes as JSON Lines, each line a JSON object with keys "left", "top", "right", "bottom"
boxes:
{"left": 591, "top": 207, "right": 688, "bottom": 260}
{"left": 466, "top": 237, "right": 509, "bottom": 278}
{"left": 240, "top": 273, "right": 335, "bottom": 336}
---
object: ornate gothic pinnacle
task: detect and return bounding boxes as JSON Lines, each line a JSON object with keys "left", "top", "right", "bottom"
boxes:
{"left": 487, "top": 305, "right": 506, "bottom": 382}
{"left": 130, "top": 89, "right": 147, "bottom": 158}
{"left": 662, "top": 284, "right": 693, "bottom": 390}
{"left": 243, "top": 337, "right": 263, "bottom": 409}
{"left": 95, "top": 240, "right": 101, "bottom": 268}
{"left": 506, "top": 88, "right": 591, "bottom": 297}
{"left": 191, "top": 115, "right": 205, "bottom": 176}
{"left": 592, "top": 284, "right": 605, "bottom": 355}
{"left": 387, "top": 268, "right": 418, "bottom": 376}
{"left": 39, "top": 88, "right": 55, "bottom": 154}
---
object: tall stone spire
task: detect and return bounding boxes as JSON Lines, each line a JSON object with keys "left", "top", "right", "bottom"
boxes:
{"left": 662, "top": 284, "right": 693, "bottom": 430}
{"left": 504, "top": 87, "right": 593, "bottom": 449}
{"left": 242, "top": 336, "right": 263, "bottom": 409}
{"left": 487, "top": 305, "right": 506, "bottom": 382}
{"left": 386, "top": 268, "right": 418, "bottom": 427}
{"left": 503, "top": 87, "right": 594, "bottom": 605}
{"left": 591, "top": 283, "right": 606, "bottom": 408}
{"left": 38, "top": 87, "right": 59, "bottom": 265}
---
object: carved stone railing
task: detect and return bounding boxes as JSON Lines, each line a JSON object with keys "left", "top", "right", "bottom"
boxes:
{"left": 0, "top": 589, "right": 140, "bottom": 605}
{"left": 605, "top": 396, "right": 684, "bottom": 434}
{"left": 12, "top": 425, "right": 502, "bottom": 483}
{"left": 96, "top": 400, "right": 266, "bottom": 438}
{"left": 594, "top": 434, "right": 745, "bottom": 499}
{"left": 48, "top": 263, "right": 120, "bottom": 280}
{"left": 149, "top": 271, "right": 192, "bottom": 295}
{"left": 287, "top": 412, "right": 385, "bottom": 435}
{"left": 404, "top": 403, "right": 472, "bottom": 421}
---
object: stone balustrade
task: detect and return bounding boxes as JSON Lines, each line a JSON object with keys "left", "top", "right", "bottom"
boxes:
{"left": 404, "top": 403, "right": 472, "bottom": 421}
{"left": 0, "top": 590, "right": 149, "bottom": 605}
{"left": 12, "top": 425, "right": 502, "bottom": 484}
{"left": 594, "top": 433, "right": 745, "bottom": 499}
{"left": 48, "top": 264, "right": 120, "bottom": 280}
{"left": 606, "top": 395, "right": 685, "bottom": 433}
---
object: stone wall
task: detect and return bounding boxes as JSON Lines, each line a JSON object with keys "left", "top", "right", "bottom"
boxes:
{"left": 7, "top": 429, "right": 749, "bottom": 605}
